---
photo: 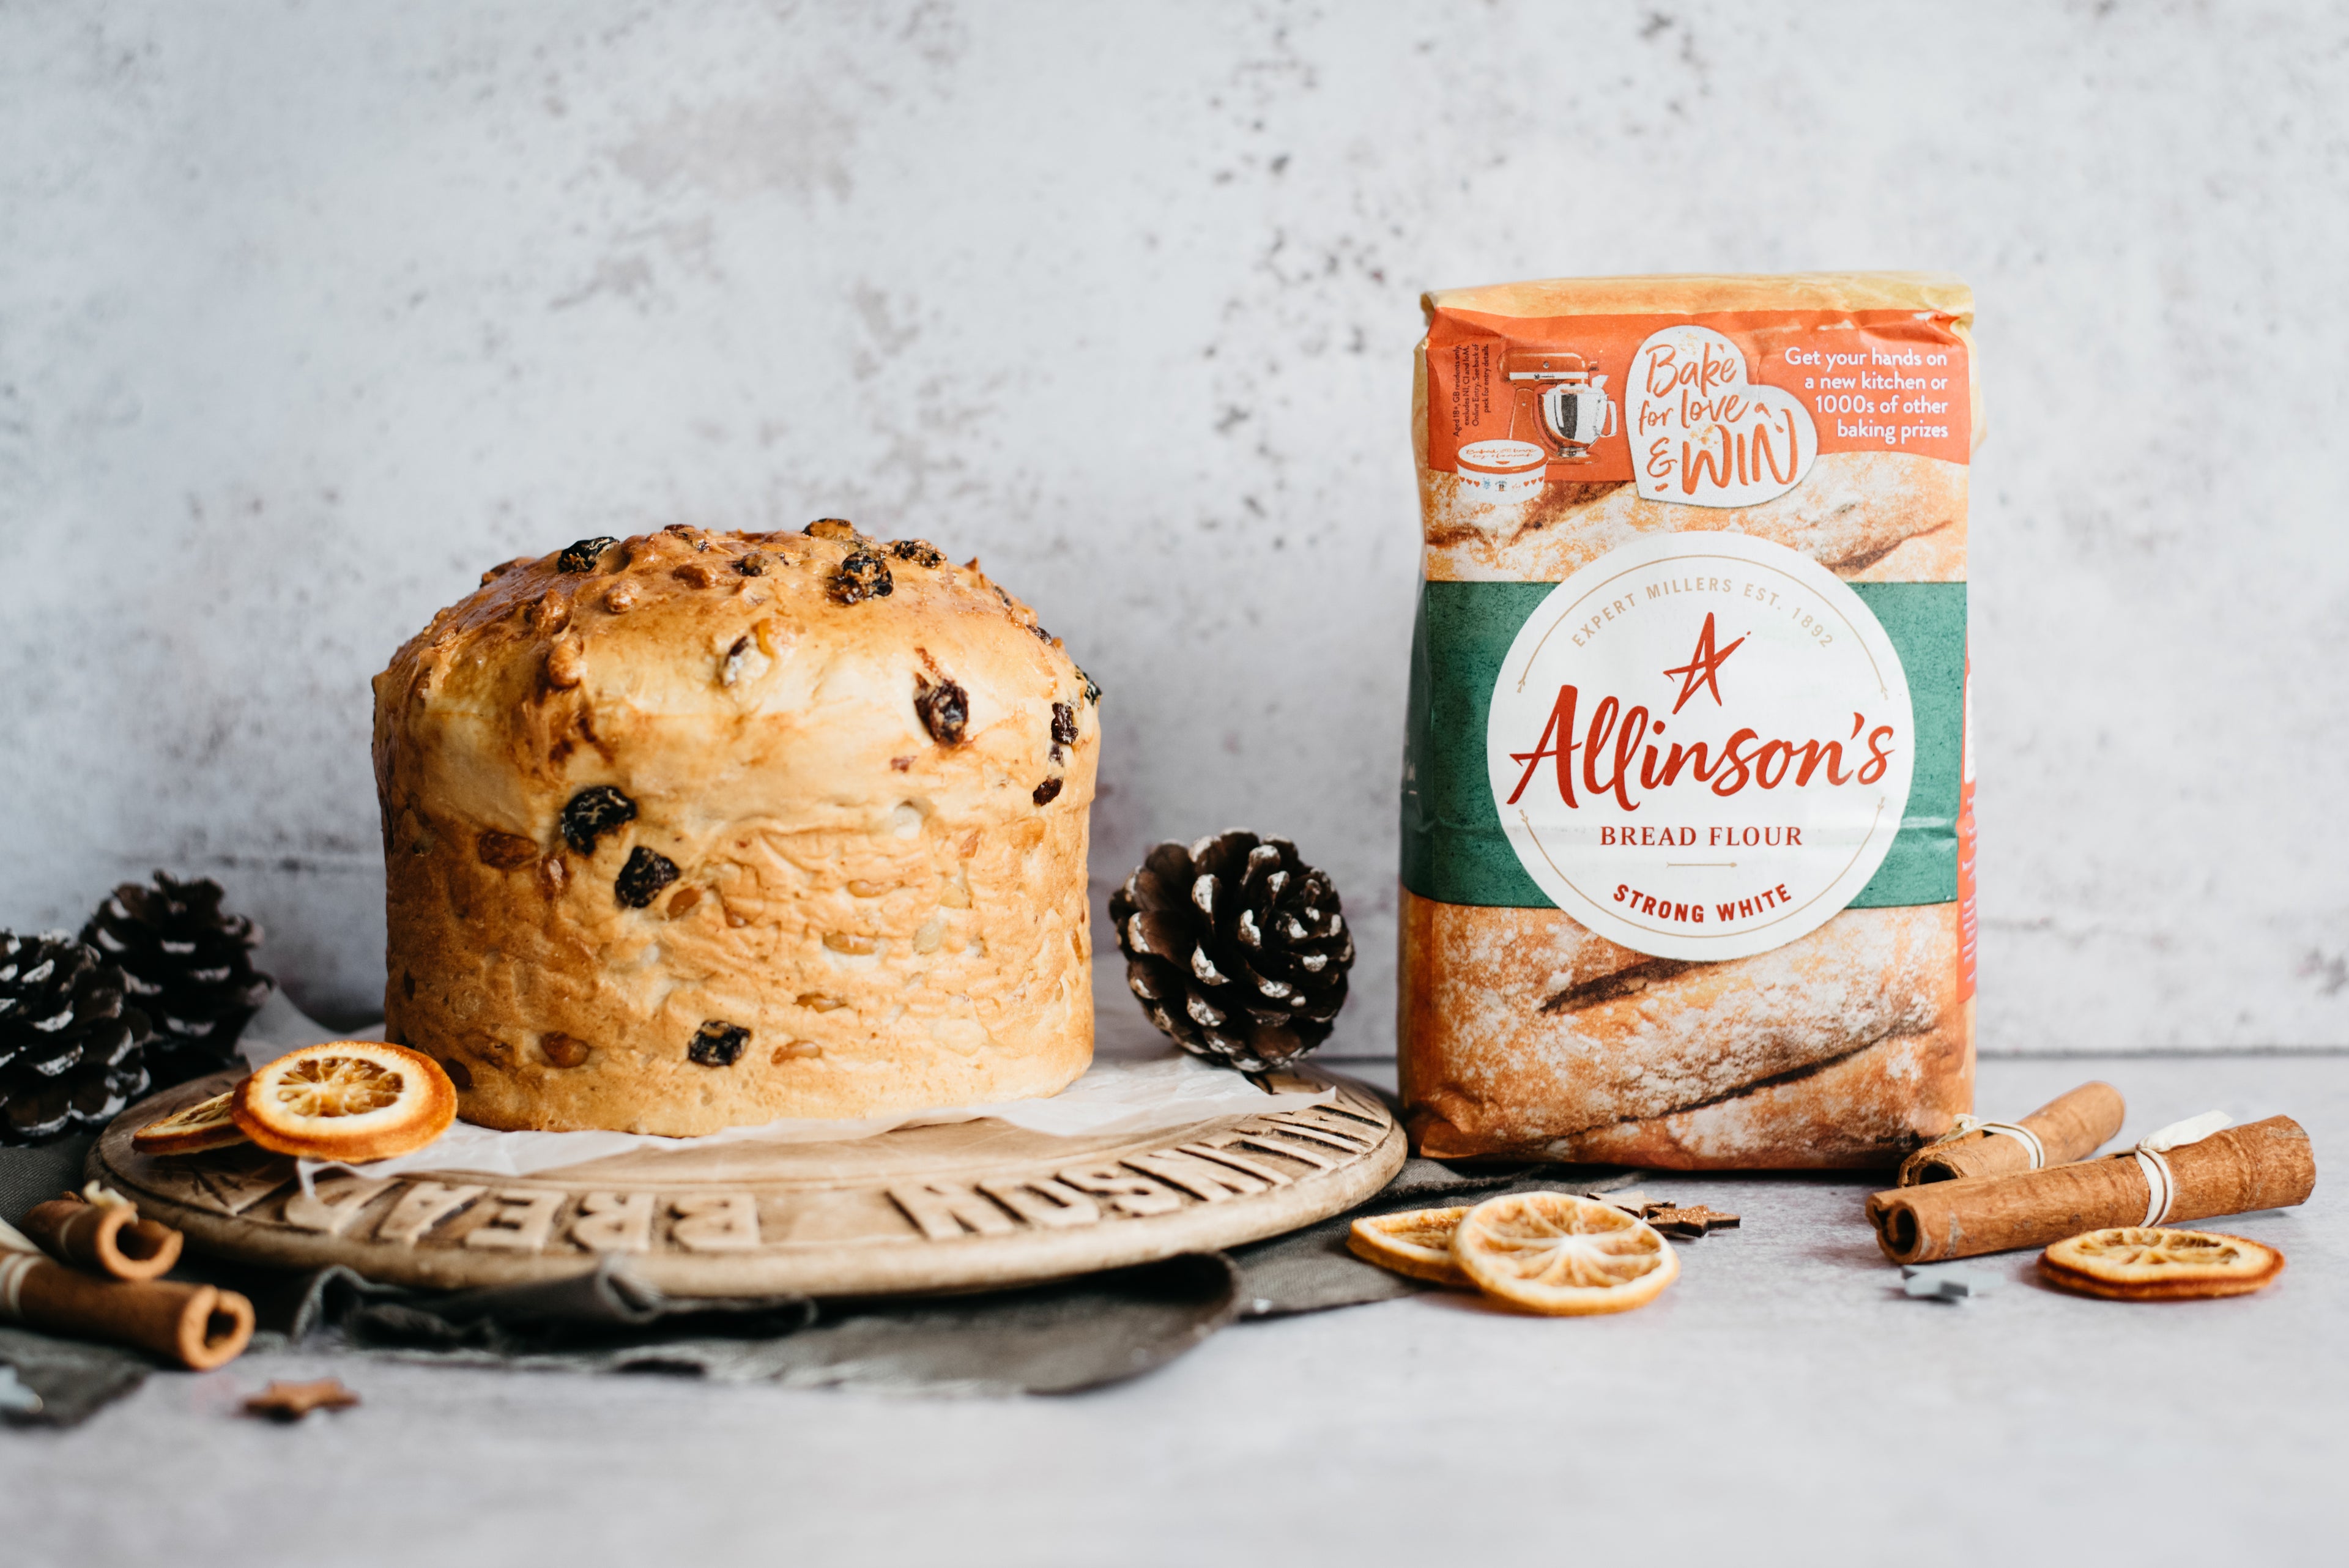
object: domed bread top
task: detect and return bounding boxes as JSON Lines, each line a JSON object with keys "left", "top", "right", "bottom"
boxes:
{"left": 382, "top": 522, "right": 1096, "bottom": 842}
{"left": 372, "top": 522, "right": 1100, "bottom": 1135}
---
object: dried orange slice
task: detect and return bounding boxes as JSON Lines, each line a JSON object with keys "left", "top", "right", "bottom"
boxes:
{"left": 2039, "top": 1227, "right": 2284, "bottom": 1301}
{"left": 230, "top": 1042, "right": 456, "bottom": 1162}
{"left": 1451, "top": 1191, "right": 1680, "bottom": 1316}
{"left": 1348, "top": 1206, "right": 1473, "bottom": 1285}
{"left": 132, "top": 1088, "right": 249, "bottom": 1156}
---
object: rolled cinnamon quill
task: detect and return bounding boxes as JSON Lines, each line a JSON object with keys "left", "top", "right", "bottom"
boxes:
{"left": 21, "top": 1192, "right": 184, "bottom": 1281}
{"left": 0, "top": 1250, "right": 253, "bottom": 1370}
{"left": 1869, "top": 1114, "right": 2315, "bottom": 1265}
{"left": 1896, "top": 1082, "right": 2126, "bottom": 1186}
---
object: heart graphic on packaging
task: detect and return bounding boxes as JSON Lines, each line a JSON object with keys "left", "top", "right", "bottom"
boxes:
{"left": 1629, "top": 325, "right": 1817, "bottom": 509}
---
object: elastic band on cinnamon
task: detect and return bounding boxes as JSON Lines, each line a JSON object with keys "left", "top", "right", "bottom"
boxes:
{"left": 2129, "top": 1109, "right": 2235, "bottom": 1226}
{"left": 1937, "top": 1116, "right": 2046, "bottom": 1167}
{"left": 1896, "top": 1082, "right": 2126, "bottom": 1187}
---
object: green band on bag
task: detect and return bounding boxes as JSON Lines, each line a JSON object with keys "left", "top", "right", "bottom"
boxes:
{"left": 1401, "top": 579, "right": 1964, "bottom": 909}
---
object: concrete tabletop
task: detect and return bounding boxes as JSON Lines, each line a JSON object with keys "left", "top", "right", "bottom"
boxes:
{"left": 6, "top": 1051, "right": 2339, "bottom": 1567}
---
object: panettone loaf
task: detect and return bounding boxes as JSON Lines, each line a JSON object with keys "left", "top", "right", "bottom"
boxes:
{"left": 372, "top": 522, "right": 1099, "bottom": 1134}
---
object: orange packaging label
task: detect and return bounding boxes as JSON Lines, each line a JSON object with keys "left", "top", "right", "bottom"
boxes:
{"left": 1425, "top": 308, "right": 1971, "bottom": 505}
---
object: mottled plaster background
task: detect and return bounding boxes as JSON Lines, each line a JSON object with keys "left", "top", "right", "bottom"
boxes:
{"left": 2, "top": 1, "right": 2344, "bottom": 1052}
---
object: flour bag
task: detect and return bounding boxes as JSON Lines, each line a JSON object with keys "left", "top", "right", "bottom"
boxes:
{"left": 1401, "top": 273, "right": 1978, "bottom": 1167}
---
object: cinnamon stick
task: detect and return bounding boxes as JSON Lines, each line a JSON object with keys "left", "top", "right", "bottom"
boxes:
{"left": 20, "top": 1193, "right": 184, "bottom": 1282}
{"left": 1868, "top": 1114, "right": 2315, "bottom": 1265}
{"left": 0, "top": 1251, "right": 253, "bottom": 1370}
{"left": 1896, "top": 1082, "right": 2126, "bottom": 1186}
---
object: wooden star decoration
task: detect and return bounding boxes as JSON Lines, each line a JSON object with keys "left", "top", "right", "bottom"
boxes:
{"left": 1642, "top": 1203, "right": 1740, "bottom": 1238}
{"left": 242, "top": 1379, "right": 360, "bottom": 1422}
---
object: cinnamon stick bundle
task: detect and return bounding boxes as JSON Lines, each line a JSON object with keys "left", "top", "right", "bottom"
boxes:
{"left": 0, "top": 1250, "right": 253, "bottom": 1370}
{"left": 1868, "top": 1115, "right": 2315, "bottom": 1265}
{"left": 1896, "top": 1082, "right": 2126, "bottom": 1186}
{"left": 20, "top": 1192, "right": 184, "bottom": 1281}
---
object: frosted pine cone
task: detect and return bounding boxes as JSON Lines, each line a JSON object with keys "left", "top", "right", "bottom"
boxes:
{"left": 1110, "top": 831, "right": 1353, "bottom": 1073}
{"left": 0, "top": 933, "right": 154, "bottom": 1143}
{"left": 81, "top": 872, "right": 273, "bottom": 1091}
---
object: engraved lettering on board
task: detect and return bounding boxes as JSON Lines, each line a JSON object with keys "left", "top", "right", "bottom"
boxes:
{"left": 1308, "top": 1099, "right": 1391, "bottom": 1131}
{"left": 672, "top": 1192, "right": 761, "bottom": 1251}
{"left": 1124, "top": 1150, "right": 1268, "bottom": 1203}
{"left": 282, "top": 1176, "right": 396, "bottom": 1236}
{"left": 1263, "top": 1106, "right": 1380, "bottom": 1149}
{"left": 1058, "top": 1164, "right": 1185, "bottom": 1218}
{"left": 464, "top": 1189, "right": 564, "bottom": 1251}
{"left": 1250, "top": 1118, "right": 1369, "bottom": 1155}
{"left": 1219, "top": 1123, "right": 1343, "bottom": 1172}
{"left": 889, "top": 1181, "right": 1019, "bottom": 1240}
{"left": 979, "top": 1175, "right": 1101, "bottom": 1229}
{"left": 1174, "top": 1141, "right": 1293, "bottom": 1187}
{"left": 571, "top": 1192, "right": 655, "bottom": 1254}
{"left": 376, "top": 1181, "right": 485, "bottom": 1246}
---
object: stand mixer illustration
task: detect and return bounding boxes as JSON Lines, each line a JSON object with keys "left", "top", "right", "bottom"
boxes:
{"left": 1504, "top": 349, "right": 1616, "bottom": 461}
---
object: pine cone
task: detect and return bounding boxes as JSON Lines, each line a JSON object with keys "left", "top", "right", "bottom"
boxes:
{"left": 81, "top": 872, "right": 273, "bottom": 1091}
{"left": 0, "top": 933, "right": 153, "bottom": 1144}
{"left": 1110, "top": 831, "right": 1354, "bottom": 1073}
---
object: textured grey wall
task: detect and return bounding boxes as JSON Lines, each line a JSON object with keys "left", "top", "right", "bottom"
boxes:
{"left": 3, "top": 1, "right": 2345, "bottom": 1051}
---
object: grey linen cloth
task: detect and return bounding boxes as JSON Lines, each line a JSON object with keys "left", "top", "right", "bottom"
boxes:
{"left": 2, "top": 1139, "right": 1636, "bottom": 1426}
{"left": 275, "top": 1251, "right": 1239, "bottom": 1396}
{"left": 0, "top": 1326, "right": 151, "bottom": 1429}
{"left": 0, "top": 1132, "right": 95, "bottom": 1225}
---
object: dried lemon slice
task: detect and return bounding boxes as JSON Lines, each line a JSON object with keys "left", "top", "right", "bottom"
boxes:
{"left": 132, "top": 1088, "right": 249, "bottom": 1156}
{"left": 1348, "top": 1206, "right": 1473, "bottom": 1285}
{"left": 230, "top": 1042, "right": 456, "bottom": 1162}
{"left": 2039, "top": 1227, "right": 2284, "bottom": 1301}
{"left": 1451, "top": 1191, "right": 1680, "bottom": 1316}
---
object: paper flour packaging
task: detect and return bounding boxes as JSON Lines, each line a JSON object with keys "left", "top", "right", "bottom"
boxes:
{"left": 1400, "top": 273, "right": 1978, "bottom": 1168}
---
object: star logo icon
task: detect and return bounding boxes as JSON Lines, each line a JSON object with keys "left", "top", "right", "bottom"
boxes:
{"left": 1661, "top": 612, "right": 1746, "bottom": 715}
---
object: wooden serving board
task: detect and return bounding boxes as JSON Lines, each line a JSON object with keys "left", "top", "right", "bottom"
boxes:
{"left": 88, "top": 1068, "right": 1405, "bottom": 1297}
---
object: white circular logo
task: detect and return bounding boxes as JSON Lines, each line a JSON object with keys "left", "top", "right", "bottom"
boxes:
{"left": 1485, "top": 533, "right": 1914, "bottom": 961}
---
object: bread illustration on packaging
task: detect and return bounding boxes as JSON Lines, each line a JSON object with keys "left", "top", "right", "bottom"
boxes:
{"left": 1401, "top": 274, "right": 1978, "bottom": 1168}
{"left": 373, "top": 522, "right": 1099, "bottom": 1135}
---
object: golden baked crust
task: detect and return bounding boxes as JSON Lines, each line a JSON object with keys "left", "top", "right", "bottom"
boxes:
{"left": 373, "top": 524, "right": 1099, "bottom": 1134}
{"left": 1399, "top": 891, "right": 1970, "bottom": 1169}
